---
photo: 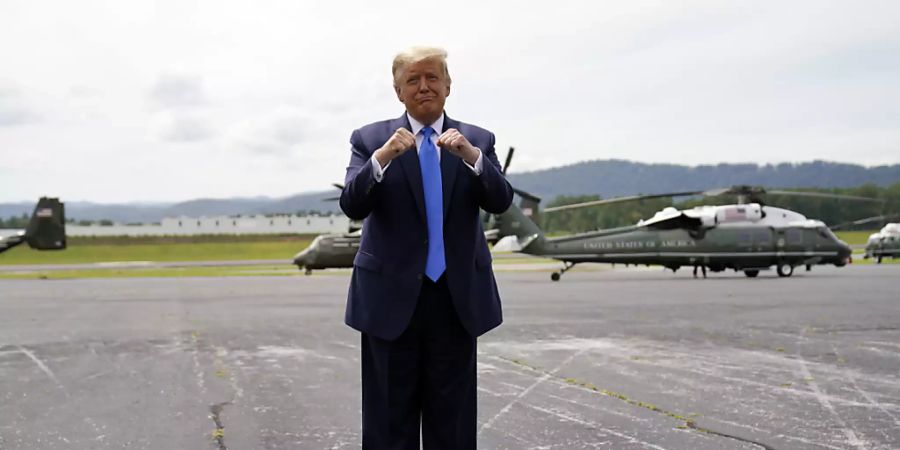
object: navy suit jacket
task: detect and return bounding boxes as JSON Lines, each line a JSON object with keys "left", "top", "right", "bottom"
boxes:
{"left": 340, "top": 113, "right": 513, "bottom": 341}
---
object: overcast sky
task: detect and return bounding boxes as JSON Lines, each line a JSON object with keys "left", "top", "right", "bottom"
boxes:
{"left": 1, "top": 1, "right": 898, "bottom": 203}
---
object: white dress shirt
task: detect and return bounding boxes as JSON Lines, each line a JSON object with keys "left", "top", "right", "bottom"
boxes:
{"left": 371, "top": 113, "right": 484, "bottom": 182}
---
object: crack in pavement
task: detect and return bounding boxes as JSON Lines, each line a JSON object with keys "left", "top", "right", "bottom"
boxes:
{"left": 492, "top": 354, "right": 779, "bottom": 450}
{"left": 684, "top": 421, "right": 777, "bottom": 450}
{"left": 210, "top": 401, "right": 230, "bottom": 450}
{"left": 201, "top": 339, "right": 244, "bottom": 450}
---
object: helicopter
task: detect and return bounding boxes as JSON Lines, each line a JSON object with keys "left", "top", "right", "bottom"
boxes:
{"left": 864, "top": 222, "right": 900, "bottom": 263}
{"left": 490, "top": 185, "right": 876, "bottom": 281}
{"left": 292, "top": 227, "right": 503, "bottom": 274}
{"left": 292, "top": 228, "right": 361, "bottom": 274}
{"left": 291, "top": 150, "right": 517, "bottom": 274}
{"left": 0, "top": 197, "right": 67, "bottom": 254}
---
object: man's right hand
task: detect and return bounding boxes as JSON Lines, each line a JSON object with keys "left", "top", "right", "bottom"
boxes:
{"left": 374, "top": 128, "right": 416, "bottom": 168}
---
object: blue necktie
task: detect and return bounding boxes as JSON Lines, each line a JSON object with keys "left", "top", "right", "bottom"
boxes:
{"left": 419, "top": 127, "right": 445, "bottom": 281}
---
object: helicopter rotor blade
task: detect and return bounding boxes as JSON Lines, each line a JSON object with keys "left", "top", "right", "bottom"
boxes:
{"left": 542, "top": 184, "right": 884, "bottom": 214}
{"left": 512, "top": 187, "right": 541, "bottom": 203}
{"left": 765, "top": 190, "right": 884, "bottom": 203}
{"left": 542, "top": 191, "right": 703, "bottom": 213}
{"left": 699, "top": 187, "right": 736, "bottom": 197}
{"left": 829, "top": 213, "right": 900, "bottom": 230}
{"left": 332, "top": 183, "right": 344, "bottom": 190}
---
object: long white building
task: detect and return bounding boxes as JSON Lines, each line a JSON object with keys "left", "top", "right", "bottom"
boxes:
{"left": 64, "top": 214, "right": 350, "bottom": 236}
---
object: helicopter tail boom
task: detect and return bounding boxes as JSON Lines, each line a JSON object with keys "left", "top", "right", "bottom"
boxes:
{"left": 494, "top": 192, "right": 546, "bottom": 254}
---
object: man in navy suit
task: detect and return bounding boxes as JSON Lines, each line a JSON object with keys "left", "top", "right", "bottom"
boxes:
{"left": 340, "top": 46, "right": 513, "bottom": 449}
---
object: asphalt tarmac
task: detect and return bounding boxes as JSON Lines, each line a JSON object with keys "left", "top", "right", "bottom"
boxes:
{"left": 1, "top": 265, "right": 898, "bottom": 449}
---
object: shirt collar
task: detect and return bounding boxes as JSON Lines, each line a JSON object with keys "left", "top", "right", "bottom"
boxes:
{"left": 407, "top": 112, "right": 444, "bottom": 137}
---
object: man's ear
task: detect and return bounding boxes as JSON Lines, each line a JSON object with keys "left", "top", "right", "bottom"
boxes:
{"left": 394, "top": 85, "right": 403, "bottom": 102}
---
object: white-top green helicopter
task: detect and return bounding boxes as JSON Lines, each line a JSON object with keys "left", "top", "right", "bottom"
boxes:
{"left": 490, "top": 185, "right": 876, "bottom": 280}
{"left": 864, "top": 222, "right": 900, "bottom": 263}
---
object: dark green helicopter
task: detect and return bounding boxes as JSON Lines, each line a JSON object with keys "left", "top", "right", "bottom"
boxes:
{"left": 0, "top": 197, "right": 67, "bottom": 254}
{"left": 491, "top": 186, "right": 875, "bottom": 281}
{"left": 292, "top": 226, "right": 361, "bottom": 275}
{"left": 292, "top": 226, "right": 501, "bottom": 274}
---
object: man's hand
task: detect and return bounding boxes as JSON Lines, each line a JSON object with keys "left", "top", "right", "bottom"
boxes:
{"left": 373, "top": 128, "right": 416, "bottom": 167}
{"left": 438, "top": 128, "right": 480, "bottom": 165}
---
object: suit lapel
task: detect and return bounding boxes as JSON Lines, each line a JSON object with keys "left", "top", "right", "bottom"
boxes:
{"left": 395, "top": 114, "right": 427, "bottom": 223}
{"left": 440, "top": 115, "right": 460, "bottom": 221}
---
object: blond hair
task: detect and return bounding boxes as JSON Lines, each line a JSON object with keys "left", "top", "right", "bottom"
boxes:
{"left": 392, "top": 46, "right": 451, "bottom": 87}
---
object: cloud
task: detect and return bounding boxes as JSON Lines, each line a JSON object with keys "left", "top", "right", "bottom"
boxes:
{"left": 67, "top": 85, "right": 101, "bottom": 99}
{"left": 159, "top": 115, "right": 214, "bottom": 143}
{"left": 0, "top": 88, "right": 38, "bottom": 126}
{"left": 228, "top": 106, "right": 316, "bottom": 155}
{"left": 148, "top": 74, "right": 209, "bottom": 109}
{"left": 3, "top": 1, "right": 900, "bottom": 202}
{"left": 147, "top": 75, "right": 214, "bottom": 142}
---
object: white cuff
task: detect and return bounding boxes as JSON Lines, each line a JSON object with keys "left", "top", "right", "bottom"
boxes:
{"left": 464, "top": 148, "right": 484, "bottom": 175}
{"left": 371, "top": 157, "right": 391, "bottom": 182}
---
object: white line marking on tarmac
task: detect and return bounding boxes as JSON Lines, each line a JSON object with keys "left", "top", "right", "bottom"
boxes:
{"left": 476, "top": 387, "right": 506, "bottom": 397}
{"left": 865, "top": 341, "right": 900, "bottom": 351}
{"left": 478, "top": 348, "right": 587, "bottom": 435}
{"left": 17, "top": 346, "right": 64, "bottom": 391}
{"left": 797, "top": 358, "right": 867, "bottom": 450}
{"left": 830, "top": 343, "right": 900, "bottom": 429}
{"left": 597, "top": 342, "right": 900, "bottom": 411}
{"left": 189, "top": 333, "right": 207, "bottom": 394}
{"left": 519, "top": 401, "right": 669, "bottom": 450}
{"left": 216, "top": 346, "right": 245, "bottom": 399}
{"left": 771, "top": 433, "right": 848, "bottom": 450}
{"left": 859, "top": 345, "right": 900, "bottom": 359}
{"left": 543, "top": 390, "right": 650, "bottom": 424}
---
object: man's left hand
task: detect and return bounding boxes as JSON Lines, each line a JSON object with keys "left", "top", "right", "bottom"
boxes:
{"left": 437, "top": 128, "right": 480, "bottom": 165}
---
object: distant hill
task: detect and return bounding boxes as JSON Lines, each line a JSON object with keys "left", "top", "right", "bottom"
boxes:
{"left": 506, "top": 160, "right": 900, "bottom": 200}
{"left": 2, "top": 160, "right": 899, "bottom": 223}
{"left": 0, "top": 191, "right": 339, "bottom": 224}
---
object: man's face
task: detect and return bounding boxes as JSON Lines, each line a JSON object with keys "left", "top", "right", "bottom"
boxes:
{"left": 395, "top": 58, "right": 450, "bottom": 125}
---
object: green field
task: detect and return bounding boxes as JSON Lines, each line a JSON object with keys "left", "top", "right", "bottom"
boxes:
{"left": 0, "top": 235, "right": 312, "bottom": 266}
{"left": 0, "top": 231, "right": 894, "bottom": 280}
{"left": 0, "top": 231, "right": 879, "bottom": 267}
{"left": 0, "top": 264, "right": 305, "bottom": 280}
{"left": 835, "top": 231, "right": 875, "bottom": 246}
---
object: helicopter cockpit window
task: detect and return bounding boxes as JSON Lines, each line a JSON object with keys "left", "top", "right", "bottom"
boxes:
{"left": 817, "top": 227, "right": 839, "bottom": 241}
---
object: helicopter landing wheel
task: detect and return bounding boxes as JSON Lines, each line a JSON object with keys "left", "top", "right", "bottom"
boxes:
{"left": 551, "top": 262, "right": 576, "bottom": 281}
{"left": 776, "top": 263, "right": 794, "bottom": 278}
{"left": 744, "top": 270, "right": 759, "bottom": 278}
{"left": 877, "top": 255, "right": 883, "bottom": 264}
{"left": 304, "top": 268, "right": 312, "bottom": 276}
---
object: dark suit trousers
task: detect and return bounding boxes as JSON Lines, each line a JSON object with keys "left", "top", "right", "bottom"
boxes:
{"left": 361, "top": 276, "right": 477, "bottom": 450}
